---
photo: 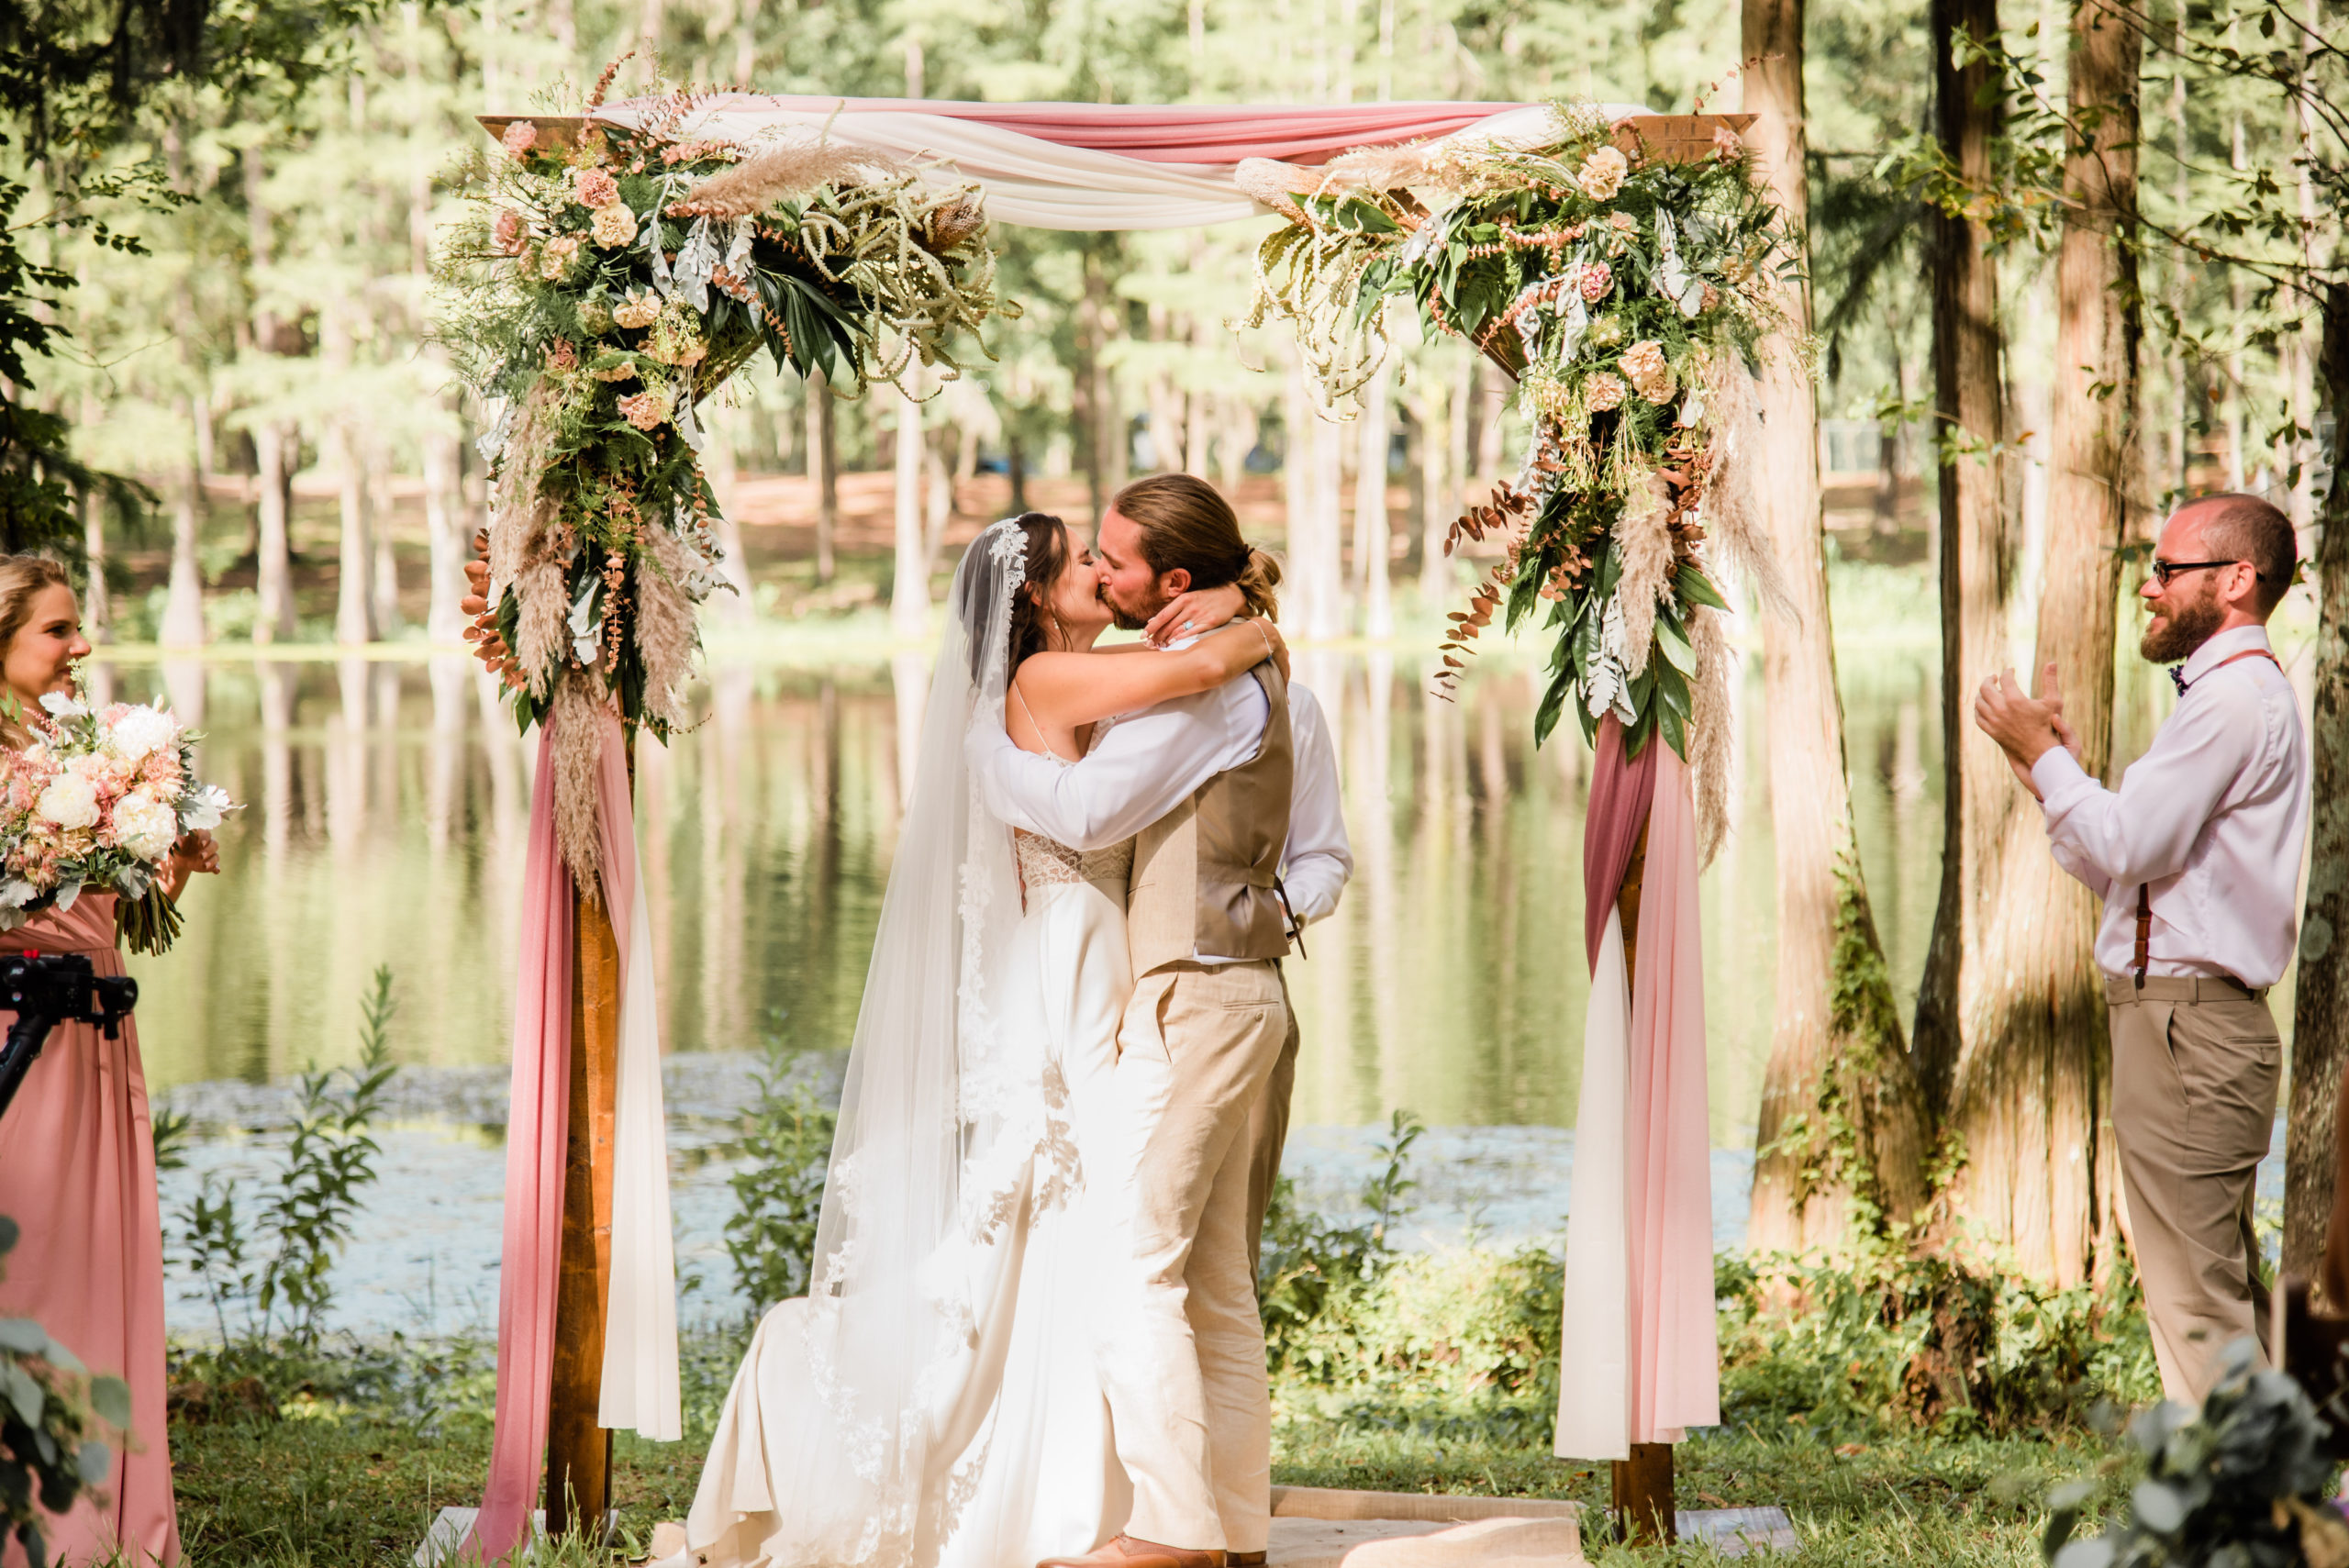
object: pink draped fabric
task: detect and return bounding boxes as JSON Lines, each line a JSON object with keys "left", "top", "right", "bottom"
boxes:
{"left": 469, "top": 729, "right": 575, "bottom": 1562}
{"left": 1621, "top": 749, "right": 1720, "bottom": 1439}
{"left": 0, "top": 895, "right": 180, "bottom": 1568}
{"left": 664, "top": 94, "right": 1529, "bottom": 164}
{"left": 1581, "top": 715, "right": 1658, "bottom": 974}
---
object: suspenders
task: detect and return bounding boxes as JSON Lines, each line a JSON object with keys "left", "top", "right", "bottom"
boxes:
{"left": 2132, "top": 645, "right": 2282, "bottom": 989}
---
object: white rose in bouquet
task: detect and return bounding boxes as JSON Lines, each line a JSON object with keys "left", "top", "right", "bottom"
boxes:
{"left": 37, "top": 774, "right": 99, "bottom": 830}
{"left": 113, "top": 791, "right": 180, "bottom": 863}
{"left": 107, "top": 705, "right": 179, "bottom": 764}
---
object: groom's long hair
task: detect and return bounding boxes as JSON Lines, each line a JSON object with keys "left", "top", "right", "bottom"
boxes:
{"left": 1111, "top": 474, "right": 1282, "bottom": 620}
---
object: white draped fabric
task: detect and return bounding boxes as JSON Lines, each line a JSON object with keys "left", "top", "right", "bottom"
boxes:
{"left": 587, "top": 96, "right": 1652, "bottom": 229}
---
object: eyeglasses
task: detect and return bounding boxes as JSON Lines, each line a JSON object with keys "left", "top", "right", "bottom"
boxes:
{"left": 2149, "top": 558, "right": 2251, "bottom": 587}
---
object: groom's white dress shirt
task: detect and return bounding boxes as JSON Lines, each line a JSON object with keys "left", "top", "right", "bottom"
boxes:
{"left": 969, "top": 671, "right": 1353, "bottom": 945}
{"left": 2029, "top": 623, "right": 2308, "bottom": 987}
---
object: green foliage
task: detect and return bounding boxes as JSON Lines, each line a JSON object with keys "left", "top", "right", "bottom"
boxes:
{"left": 1718, "top": 1248, "right": 2162, "bottom": 1441}
{"left": 1258, "top": 1109, "right": 1422, "bottom": 1377}
{"left": 2043, "top": 1340, "right": 2342, "bottom": 1568}
{"left": 174, "top": 966, "right": 398, "bottom": 1352}
{"left": 720, "top": 1021, "right": 837, "bottom": 1314}
{"left": 0, "top": 1214, "right": 131, "bottom": 1568}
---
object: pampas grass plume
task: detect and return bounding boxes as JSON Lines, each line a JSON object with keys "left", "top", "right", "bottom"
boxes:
{"left": 633, "top": 527, "right": 700, "bottom": 729}
{"left": 551, "top": 671, "right": 606, "bottom": 898}
{"left": 1688, "top": 606, "right": 1736, "bottom": 868}
{"left": 1613, "top": 473, "right": 1675, "bottom": 675}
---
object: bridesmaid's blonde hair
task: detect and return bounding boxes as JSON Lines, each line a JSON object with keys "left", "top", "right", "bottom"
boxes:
{"left": 0, "top": 555, "right": 76, "bottom": 747}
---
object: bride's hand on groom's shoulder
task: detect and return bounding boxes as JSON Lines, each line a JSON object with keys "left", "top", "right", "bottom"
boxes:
{"left": 1142, "top": 582, "right": 1250, "bottom": 647}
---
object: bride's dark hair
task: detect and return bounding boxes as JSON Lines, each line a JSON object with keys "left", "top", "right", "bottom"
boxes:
{"left": 957, "top": 513, "right": 1069, "bottom": 682}
{"left": 1004, "top": 514, "right": 1069, "bottom": 673}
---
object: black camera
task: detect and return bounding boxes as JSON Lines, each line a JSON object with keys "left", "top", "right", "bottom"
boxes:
{"left": 0, "top": 952, "right": 139, "bottom": 1129}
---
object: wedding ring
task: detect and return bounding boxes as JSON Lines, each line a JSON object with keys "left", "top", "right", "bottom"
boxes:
{"left": 1182, "top": 620, "right": 1195, "bottom": 631}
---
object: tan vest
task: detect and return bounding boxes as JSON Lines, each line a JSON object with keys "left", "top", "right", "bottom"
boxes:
{"left": 1125, "top": 662, "right": 1296, "bottom": 975}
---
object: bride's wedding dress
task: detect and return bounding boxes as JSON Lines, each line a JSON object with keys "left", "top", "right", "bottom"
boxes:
{"left": 660, "top": 526, "right": 1134, "bottom": 1568}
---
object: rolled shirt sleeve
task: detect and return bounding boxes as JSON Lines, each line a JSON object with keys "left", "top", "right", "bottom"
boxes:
{"left": 2030, "top": 699, "right": 2253, "bottom": 895}
{"left": 1279, "top": 683, "right": 1352, "bottom": 924}
{"left": 966, "top": 677, "right": 1267, "bottom": 852}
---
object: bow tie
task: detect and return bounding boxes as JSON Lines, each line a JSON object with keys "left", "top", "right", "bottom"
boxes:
{"left": 2169, "top": 664, "right": 2188, "bottom": 695}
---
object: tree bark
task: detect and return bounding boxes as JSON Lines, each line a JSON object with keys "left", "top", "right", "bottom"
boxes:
{"left": 1941, "top": 0, "right": 2142, "bottom": 1289}
{"left": 1911, "top": 0, "right": 2016, "bottom": 1118}
{"left": 2285, "top": 284, "right": 2349, "bottom": 1286}
{"left": 890, "top": 382, "right": 927, "bottom": 640}
{"left": 807, "top": 368, "right": 837, "bottom": 585}
{"left": 1353, "top": 362, "right": 1394, "bottom": 639}
{"left": 1742, "top": 0, "right": 1933, "bottom": 1256}
{"left": 161, "top": 405, "right": 207, "bottom": 649}
{"left": 245, "top": 144, "right": 298, "bottom": 643}
{"left": 81, "top": 484, "right": 108, "bottom": 640}
{"left": 1419, "top": 365, "right": 1454, "bottom": 615}
{"left": 423, "top": 403, "right": 468, "bottom": 645}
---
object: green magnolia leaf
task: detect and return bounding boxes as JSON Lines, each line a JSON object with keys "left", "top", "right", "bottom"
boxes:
{"left": 1678, "top": 563, "right": 1731, "bottom": 612}
{"left": 1653, "top": 615, "right": 1697, "bottom": 674}
{"left": 88, "top": 1374, "right": 131, "bottom": 1429}
{"left": 0, "top": 1318, "right": 48, "bottom": 1353}
{"left": 74, "top": 1440, "right": 110, "bottom": 1485}
{"left": 0, "top": 1215, "right": 17, "bottom": 1255}
{"left": 1658, "top": 691, "right": 1687, "bottom": 757}
{"left": 1533, "top": 664, "right": 1575, "bottom": 747}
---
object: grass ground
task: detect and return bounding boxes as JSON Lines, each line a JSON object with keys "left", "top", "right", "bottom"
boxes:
{"left": 163, "top": 1362, "right": 2111, "bottom": 1566}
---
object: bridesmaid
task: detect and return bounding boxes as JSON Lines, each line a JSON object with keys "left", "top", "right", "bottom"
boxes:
{"left": 0, "top": 556, "right": 217, "bottom": 1567}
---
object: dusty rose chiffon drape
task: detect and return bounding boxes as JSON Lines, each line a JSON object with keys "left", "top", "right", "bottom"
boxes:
{"left": 0, "top": 893, "right": 181, "bottom": 1567}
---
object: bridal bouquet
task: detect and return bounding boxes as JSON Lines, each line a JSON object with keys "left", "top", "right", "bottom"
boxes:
{"left": 0, "top": 694, "right": 234, "bottom": 955}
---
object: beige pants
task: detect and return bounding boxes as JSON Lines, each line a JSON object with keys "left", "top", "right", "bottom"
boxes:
{"left": 1244, "top": 969, "right": 1302, "bottom": 1273}
{"left": 1098, "top": 959, "right": 1288, "bottom": 1553}
{"left": 2107, "top": 974, "right": 2280, "bottom": 1405}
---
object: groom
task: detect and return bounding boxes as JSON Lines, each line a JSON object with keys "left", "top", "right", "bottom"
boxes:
{"left": 969, "top": 473, "right": 1348, "bottom": 1568}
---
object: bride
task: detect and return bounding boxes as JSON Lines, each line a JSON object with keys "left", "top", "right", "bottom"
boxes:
{"left": 663, "top": 514, "right": 1284, "bottom": 1568}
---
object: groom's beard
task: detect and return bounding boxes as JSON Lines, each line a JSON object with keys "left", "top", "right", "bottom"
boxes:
{"left": 1105, "top": 582, "right": 1168, "bottom": 633}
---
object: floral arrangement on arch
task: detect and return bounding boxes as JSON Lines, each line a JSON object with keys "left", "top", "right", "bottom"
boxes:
{"left": 436, "top": 60, "right": 1008, "bottom": 888}
{"left": 0, "top": 692, "right": 234, "bottom": 955}
{"left": 1245, "top": 104, "right": 1792, "bottom": 852}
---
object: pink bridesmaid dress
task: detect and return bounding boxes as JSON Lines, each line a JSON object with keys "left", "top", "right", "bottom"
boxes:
{"left": 0, "top": 892, "right": 181, "bottom": 1567}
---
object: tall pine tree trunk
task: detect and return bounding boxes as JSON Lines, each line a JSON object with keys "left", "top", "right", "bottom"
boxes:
{"left": 1354, "top": 362, "right": 1394, "bottom": 639}
{"left": 807, "top": 368, "right": 837, "bottom": 585}
{"left": 1742, "top": 0, "right": 1932, "bottom": 1254}
{"left": 1912, "top": 0, "right": 2016, "bottom": 1118}
{"left": 246, "top": 145, "right": 297, "bottom": 643}
{"left": 2285, "top": 285, "right": 2349, "bottom": 1285}
{"left": 890, "top": 383, "right": 927, "bottom": 640}
{"left": 1941, "top": 0, "right": 2142, "bottom": 1288}
{"left": 161, "top": 404, "right": 207, "bottom": 649}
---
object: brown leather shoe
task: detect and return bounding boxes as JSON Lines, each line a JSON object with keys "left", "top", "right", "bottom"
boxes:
{"left": 1037, "top": 1536, "right": 1227, "bottom": 1568}
{"left": 1227, "top": 1554, "right": 1268, "bottom": 1566}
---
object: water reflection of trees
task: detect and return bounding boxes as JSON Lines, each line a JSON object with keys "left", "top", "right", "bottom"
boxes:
{"left": 125, "top": 651, "right": 1972, "bottom": 1150}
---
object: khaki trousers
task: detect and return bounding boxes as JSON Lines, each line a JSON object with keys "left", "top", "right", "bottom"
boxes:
{"left": 1244, "top": 969, "right": 1302, "bottom": 1273}
{"left": 2106, "top": 974, "right": 2280, "bottom": 1405}
{"left": 1099, "top": 959, "right": 1288, "bottom": 1553}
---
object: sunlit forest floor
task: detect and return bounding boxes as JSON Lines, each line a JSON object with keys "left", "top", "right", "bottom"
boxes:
{"left": 162, "top": 1324, "right": 2119, "bottom": 1567}
{"left": 166, "top": 1370, "right": 2101, "bottom": 1567}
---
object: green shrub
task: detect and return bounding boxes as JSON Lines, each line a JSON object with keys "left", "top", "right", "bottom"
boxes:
{"left": 173, "top": 967, "right": 399, "bottom": 1356}
{"left": 1717, "top": 1246, "right": 2163, "bottom": 1440}
{"left": 721, "top": 1020, "right": 837, "bottom": 1314}
{"left": 0, "top": 1216, "right": 131, "bottom": 1568}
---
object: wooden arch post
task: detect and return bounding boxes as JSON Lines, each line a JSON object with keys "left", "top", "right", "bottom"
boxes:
{"left": 545, "top": 747, "right": 632, "bottom": 1540}
{"left": 1610, "top": 826, "right": 1675, "bottom": 1548}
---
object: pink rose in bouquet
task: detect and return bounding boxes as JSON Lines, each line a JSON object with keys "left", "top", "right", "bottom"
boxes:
{"left": 0, "top": 695, "right": 235, "bottom": 955}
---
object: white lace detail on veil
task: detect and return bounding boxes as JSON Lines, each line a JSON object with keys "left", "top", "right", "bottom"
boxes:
{"left": 782, "top": 517, "right": 1076, "bottom": 1568}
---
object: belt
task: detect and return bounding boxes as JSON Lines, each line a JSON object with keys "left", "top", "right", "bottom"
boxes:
{"left": 2104, "top": 973, "right": 2267, "bottom": 1006}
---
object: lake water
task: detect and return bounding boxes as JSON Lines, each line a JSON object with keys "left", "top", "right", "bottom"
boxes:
{"left": 121, "top": 592, "right": 2285, "bottom": 1333}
